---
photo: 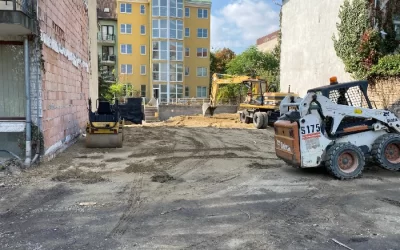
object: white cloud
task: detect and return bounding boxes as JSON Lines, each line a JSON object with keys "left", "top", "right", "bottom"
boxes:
{"left": 211, "top": 0, "right": 280, "bottom": 53}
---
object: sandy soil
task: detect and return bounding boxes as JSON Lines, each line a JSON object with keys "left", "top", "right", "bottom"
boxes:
{"left": 1, "top": 115, "right": 400, "bottom": 250}
{"left": 142, "top": 113, "right": 256, "bottom": 129}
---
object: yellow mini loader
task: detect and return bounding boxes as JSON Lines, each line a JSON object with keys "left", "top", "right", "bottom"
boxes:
{"left": 85, "top": 98, "right": 124, "bottom": 148}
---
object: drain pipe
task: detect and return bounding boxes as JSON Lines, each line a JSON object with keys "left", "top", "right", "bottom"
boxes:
{"left": 30, "top": 35, "right": 42, "bottom": 166}
{"left": 24, "top": 36, "right": 32, "bottom": 167}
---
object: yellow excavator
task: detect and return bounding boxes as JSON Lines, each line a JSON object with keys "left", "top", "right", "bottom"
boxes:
{"left": 202, "top": 73, "right": 297, "bottom": 129}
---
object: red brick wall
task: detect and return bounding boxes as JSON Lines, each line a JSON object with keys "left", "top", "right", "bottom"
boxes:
{"left": 38, "top": 0, "right": 90, "bottom": 152}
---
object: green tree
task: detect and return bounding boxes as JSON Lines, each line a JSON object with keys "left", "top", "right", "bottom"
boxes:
{"left": 214, "top": 48, "right": 236, "bottom": 74}
{"left": 333, "top": 0, "right": 370, "bottom": 79}
{"left": 226, "top": 46, "right": 280, "bottom": 91}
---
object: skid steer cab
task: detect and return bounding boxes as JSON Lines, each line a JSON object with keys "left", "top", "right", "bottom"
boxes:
{"left": 274, "top": 78, "right": 400, "bottom": 180}
{"left": 85, "top": 98, "right": 124, "bottom": 148}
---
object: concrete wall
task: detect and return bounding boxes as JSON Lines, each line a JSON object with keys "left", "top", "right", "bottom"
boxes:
{"left": 38, "top": 0, "right": 90, "bottom": 157}
{"left": 280, "top": 0, "right": 353, "bottom": 97}
{"left": 368, "top": 77, "right": 400, "bottom": 117}
{"left": 257, "top": 38, "right": 278, "bottom": 53}
{"left": 158, "top": 105, "right": 238, "bottom": 121}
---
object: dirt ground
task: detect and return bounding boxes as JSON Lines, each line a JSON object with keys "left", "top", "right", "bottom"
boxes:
{"left": 1, "top": 114, "right": 400, "bottom": 250}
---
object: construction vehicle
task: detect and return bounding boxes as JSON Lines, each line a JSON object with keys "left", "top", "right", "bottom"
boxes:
{"left": 274, "top": 77, "right": 400, "bottom": 180}
{"left": 203, "top": 73, "right": 297, "bottom": 129}
{"left": 85, "top": 98, "right": 124, "bottom": 148}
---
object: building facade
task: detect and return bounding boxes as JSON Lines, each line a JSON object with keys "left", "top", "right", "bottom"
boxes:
{"left": 256, "top": 30, "right": 279, "bottom": 53}
{"left": 116, "top": 0, "right": 211, "bottom": 103}
{"left": 280, "top": 0, "right": 400, "bottom": 97}
{"left": 0, "top": 0, "right": 95, "bottom": 164}
{"left": 97, "top": 0, "right": 118, "bottom": 85}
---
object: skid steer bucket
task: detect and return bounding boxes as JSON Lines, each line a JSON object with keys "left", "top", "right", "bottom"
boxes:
{"left": 85, "top": 99, "right": 124, "bottom": 148}
{"left": 202, "top": 103, "right": 217, "bottom": 117}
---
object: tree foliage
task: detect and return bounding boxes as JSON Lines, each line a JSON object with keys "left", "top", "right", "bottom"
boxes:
{"left": 333, "top": 0, "right": 400, "bottom": 80}
{"left": 226, "top": 46, "right": 279, "bottom": 77}
{"left": 214, "top": 48, "right": 236, "bottom": 74}
{"left": 333, "top": 0, "right": 370, "bottom": 79}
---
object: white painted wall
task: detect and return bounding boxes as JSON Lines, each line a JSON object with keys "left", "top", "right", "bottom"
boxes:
{"left": 280, "top": 0, "right": 354, "bottom": 97}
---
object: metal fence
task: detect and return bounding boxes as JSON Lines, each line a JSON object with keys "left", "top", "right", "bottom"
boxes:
{"left": 0, "top": 0, "right": 36, "bottom": 18}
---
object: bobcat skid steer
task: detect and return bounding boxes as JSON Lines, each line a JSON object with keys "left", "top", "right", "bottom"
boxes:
{"left": 274, "top": 78, "right": 400, "bottom": 180}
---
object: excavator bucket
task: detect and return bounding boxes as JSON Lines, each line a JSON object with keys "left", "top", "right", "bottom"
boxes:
{"left": 85, "top": 99, "right": 124, "bottom": 148}
{"left": 202, "top": 103, "right": 217, "bottom": 117}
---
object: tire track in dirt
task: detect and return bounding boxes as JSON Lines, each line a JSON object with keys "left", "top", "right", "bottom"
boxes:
{"left": 108, "top": 174, "right": 144, "bottom": 238}
{"left": 185, "top": 183, "right": 327, "bottom": 249}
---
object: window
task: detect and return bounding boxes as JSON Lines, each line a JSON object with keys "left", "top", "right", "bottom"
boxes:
{"left": 141, "top": 85, "right": 146, "bottom": 97}
{"left": 121, "top": 44, "right": 132, "bottom": 54}
{"left": 152, "top": 0, "right": 167, "bottom": 17}
{"left": 170, "top": 63, "right": 183, "bottom": 82}
{"left": 140, "top": 4, "right": 145, "bottom": 14}
{"left": 140, "top": 45, "right": 146, "bottom": 55}
{"left": 153, "top": 41, "right": 168, "bottom": 60}
{"left": 153, "top": 63, "right": 168, "bottom": 81}
{"left": 185, "top": 28, "right": 190, "bottom": 37}
{"left": 197, "top": 28, "right": 208, "bottom": 38}
{"left": 394, "top": 20, "right": 400, "bottom": 40}
{"left": 170, "top": 42, "right": 183, "bottom": 61}
{"left": 185, "top": 7, "right": 190, "bottom": 17}
{"left": 101, "top": 25, "right": 114, "bottom": 40}
{"left": 197, "top": 86, "right": 207, "bottom": 97}
{"left": 120, "top": 3, "right": 132, "bottom": 13}
{"left": 121, "top": 64, "right": 133, "bottom": 74}
{"left": 198, "top": 8, "right": 208, "bottom": 18}
{"left": 152, "top": 19, "right": 168, "bottom": 38}
{"left": 140, "top": 25, "right": 146, "bottom": 35}
{"left": 170, "top": 20, "right": 183, "bottom": 39}
{"left": 185, "top": 48, "right": 190, "bottom": 57}
{"left": 120, "top": 24, "right": 132, "bottom": 34}
{"left": 170, "top": 0, "right": 183, "bottom": 18}
{"left": 197, "top": 67, "right": 207, "bottom": 77}
{"left": 197, "top": 48, "right": 208, "bottom": 57}
{"left": 185, "top": 67, "right": 189, "bottom": 76}
{"left": 140, "top": 65, "right": 146, "bottom": 75}
{"left": 185, "top": 86, "right": 189, "bottom": 97}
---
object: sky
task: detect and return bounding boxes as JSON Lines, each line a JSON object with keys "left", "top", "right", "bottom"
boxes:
{"left": 210, "top": 0, "right": 281, "bottom": 54}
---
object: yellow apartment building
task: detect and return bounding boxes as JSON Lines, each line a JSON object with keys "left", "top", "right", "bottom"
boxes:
{"left": 116, "top": 0, "right": 211, "bottom": 103}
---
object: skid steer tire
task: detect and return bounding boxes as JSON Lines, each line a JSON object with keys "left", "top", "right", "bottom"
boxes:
{"left": 253, "top": 112, "right": 264, "bottom": 129}
{"left": 371, "top": 133, "right": 400, "bottom": 171}
{"left": 325, "top": 143, "right": 365, "bottom": 180}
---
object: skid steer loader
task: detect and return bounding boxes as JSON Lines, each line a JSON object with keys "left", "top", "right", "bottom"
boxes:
{"left": 85, "top": 98, "right": 124, "bottom": 148}
{"left": 274, "top": 77, "right": 400, "bottom": 180}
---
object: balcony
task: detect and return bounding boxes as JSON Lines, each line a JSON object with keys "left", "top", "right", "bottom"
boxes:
{"left": 0, "top": 0, "right": 38, "bottom": 35}
{"left": 97, "top": 33, "right": 116, "bottom": 44}
{"left": 100, "top": 72, "right": 116, "bottom": 83}
{"left": 99, "top": 54, "right": 116, "bottom": 65}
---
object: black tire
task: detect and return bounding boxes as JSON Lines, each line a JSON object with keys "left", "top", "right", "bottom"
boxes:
{"left": 325, "top": 143, "right": 365, "bottom": 180}
{"left": 261, "top": 112, "right": 269, "bottom": 129}
{"left": 239, "top": 112, "right": 246, "bottom": 123}
{"left": 253, "top": 112, "right": 264, "bottom": 129}
{"left": 243, "top": 110, "right": 251, "bottom": 124}
{"left": 371, "top": 133, "right": 400, "bottom": 171}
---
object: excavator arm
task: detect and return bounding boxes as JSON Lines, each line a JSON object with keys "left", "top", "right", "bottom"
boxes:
{"left": 203, "top": 73, "right": 259, "bottom": 116}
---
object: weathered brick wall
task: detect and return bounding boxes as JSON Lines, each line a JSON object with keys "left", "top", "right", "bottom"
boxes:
{"left": 38, "top": 0, "right": 90, "bottom": 155}
{"left": 368, "top": 77, "right": 400, "bottom": 118}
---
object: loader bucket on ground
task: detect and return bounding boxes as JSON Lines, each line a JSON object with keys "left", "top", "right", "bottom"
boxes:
{"left": 85, "top": 133, "right": 123, "bottom": 148}
{"left": 202, "top": 103, "right": 217, "bottom": 117}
